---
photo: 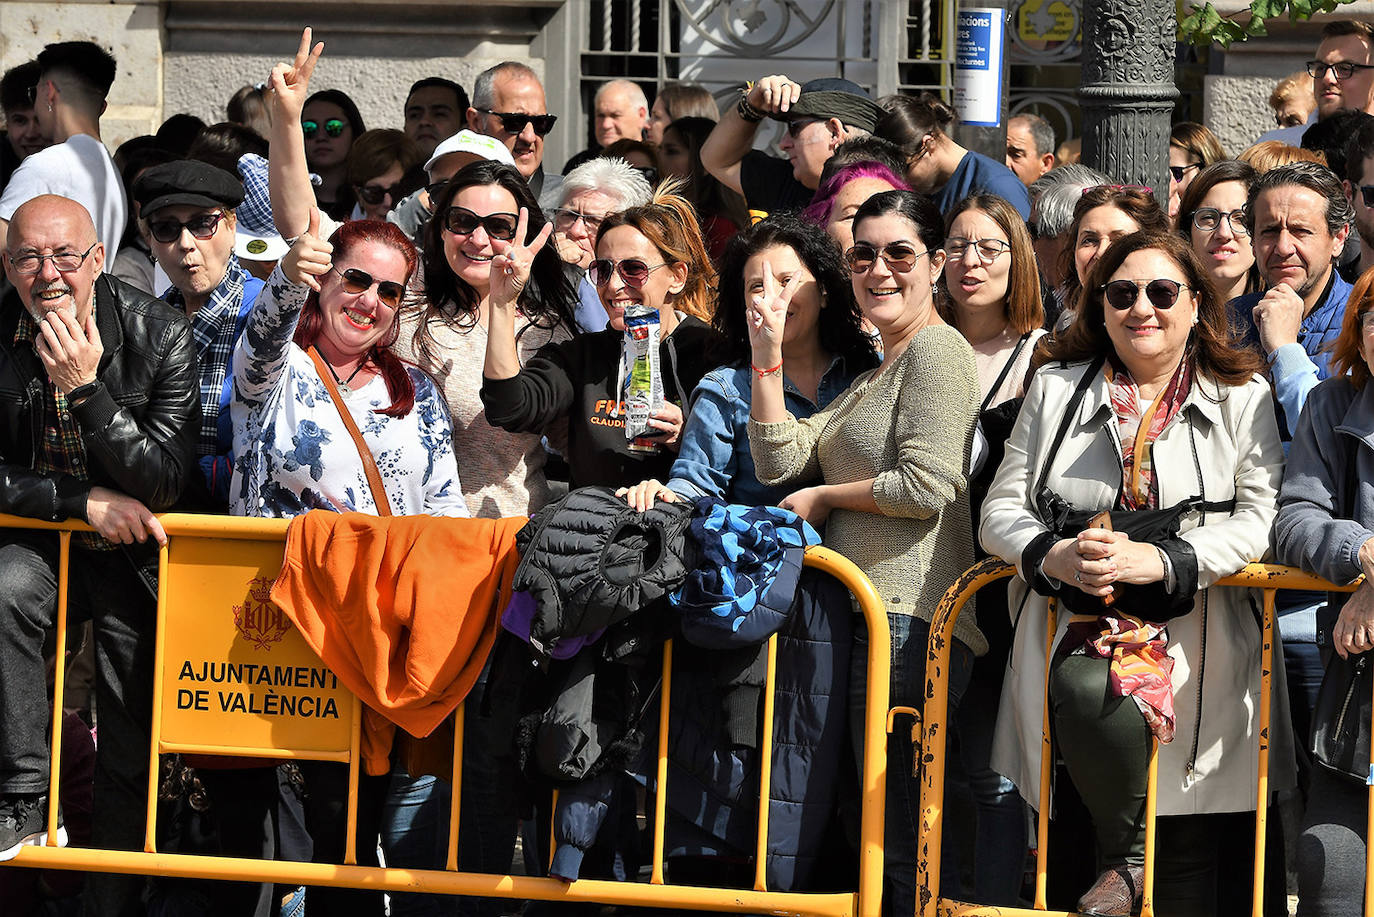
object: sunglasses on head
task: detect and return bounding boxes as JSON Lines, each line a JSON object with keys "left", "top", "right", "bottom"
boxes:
{"left": 843, "top": 242, "right": 927, "bottom": 274}
{"left": 332, "top": 266, "right": 406, "bottom": 309}
{"left": 302, "top": 118, "right": 346, "bottom": 139}
{"left": 354, "top": 182, "right": 405, "bottom": 207}
{"left": 588, "top": 258, "right": 667, "bottom": 287}
{"left": 476, "top": 109, "right": 557, "bottom": 137}
{"left": 146, "top": 211, "right": 226, "bottom": 244}
{"left": 443, "top": 206, "right": 519, "bottom": 241}
{"left": 1100, "top": 278, "right": 1190, "bottom": 311}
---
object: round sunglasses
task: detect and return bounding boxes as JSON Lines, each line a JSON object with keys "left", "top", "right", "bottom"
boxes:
{"left": 443, "top": 206, "right": 518, "bottom": 242}
{"left": 588, "top": 258, "right": 667, "bottom": 287}
{"left": 843, "top": 242, "right": 928, "bottom": 274}
{"left": 302, "top": 118, "right": 346, "bottom": 140}
{"left": 331, "top": 266, "right": 406, "bottom": 309}
{"left": 1100, "top": 278, "right": 1191, "bottom": 311}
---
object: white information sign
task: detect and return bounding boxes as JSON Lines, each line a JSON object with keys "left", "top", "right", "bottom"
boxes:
{"left": 954, "top": 7, "right": 1005, "bottom": 127}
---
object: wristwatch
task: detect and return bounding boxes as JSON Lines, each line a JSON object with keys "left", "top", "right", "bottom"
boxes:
{"left": 67, "top": 379, "right": 102, "bottom": 404}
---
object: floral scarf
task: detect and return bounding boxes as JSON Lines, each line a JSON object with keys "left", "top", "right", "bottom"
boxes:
{"left": 1064, "top": 356, "right": 1193, "bottom": 743}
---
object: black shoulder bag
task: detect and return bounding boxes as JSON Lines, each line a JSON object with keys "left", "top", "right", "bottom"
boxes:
{"left": 1020, "top": 358, "right": 1231, "bottom": 621}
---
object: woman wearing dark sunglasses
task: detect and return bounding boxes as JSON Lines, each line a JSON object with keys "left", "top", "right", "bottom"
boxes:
{"left": 346, "top": 128, "right": 423, "bottom": 222}
{"left": 745, "top": 188, "right": 980, "bottom": 917}
{"left": 981, "top": 231, "right": 1289, "bottom": 916}
{"left": 302, "top": 88, "right": 366, "bottom": 222}
{"left": 481, "top": 186, "right": 722, "bottom": 490}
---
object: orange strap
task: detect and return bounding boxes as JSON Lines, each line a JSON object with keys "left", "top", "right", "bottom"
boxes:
{"left": 308, "top": 346, "right": 393, "bottom": 516}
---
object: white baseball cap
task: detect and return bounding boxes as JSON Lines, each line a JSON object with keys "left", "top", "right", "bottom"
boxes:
{"left": 423, "top": 129, "right": 516, "bottom": 174}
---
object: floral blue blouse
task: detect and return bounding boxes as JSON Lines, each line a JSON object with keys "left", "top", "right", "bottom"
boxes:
{"left": 229, "top": 266, "right": 468, "bottom": 519}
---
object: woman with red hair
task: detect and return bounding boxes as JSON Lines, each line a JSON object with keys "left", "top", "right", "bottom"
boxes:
{"left": 228, "top": 210, "right": 468, "bottom": 519}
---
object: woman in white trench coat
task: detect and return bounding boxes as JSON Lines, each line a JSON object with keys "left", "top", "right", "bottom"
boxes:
{"left": 979, "top": 231, "right": 1294, "bottom": 917}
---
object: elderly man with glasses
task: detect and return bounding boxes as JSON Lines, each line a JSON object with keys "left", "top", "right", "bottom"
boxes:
{"left": 0, "top": 193, "right": 197, "bottom": 916}
{"left": 466, "top": 61, "right": 562, "bottom": 204}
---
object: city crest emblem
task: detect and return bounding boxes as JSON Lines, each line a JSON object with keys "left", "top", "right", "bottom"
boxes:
{"left": 233, "top": 577, "right": 291, "bottom": 651}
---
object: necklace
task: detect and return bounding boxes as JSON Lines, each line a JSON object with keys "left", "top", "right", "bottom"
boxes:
{"left": 323, "top": 356, "right": 369, "bottom": 395}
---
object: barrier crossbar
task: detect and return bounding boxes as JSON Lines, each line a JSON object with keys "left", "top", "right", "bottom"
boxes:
{"left": 916, "top": 557, "right": 1363, "bottom": 917}
{"left": 0, "top": 513, "right": 891, "bottom": 916}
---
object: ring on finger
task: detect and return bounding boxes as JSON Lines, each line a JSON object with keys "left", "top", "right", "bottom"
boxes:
{"left": 1073, "top": 571, "right": 1083, "bottom": 584}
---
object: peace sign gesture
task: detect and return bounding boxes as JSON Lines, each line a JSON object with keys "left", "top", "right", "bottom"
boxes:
{"left": 746, "top": 258, "right": 802, "bottom": 367}
{"left": 489, "top": 208, "right": 553, "bottom": 310}
{"left": 267, "top": 27, "right": 324, "bottom": 124}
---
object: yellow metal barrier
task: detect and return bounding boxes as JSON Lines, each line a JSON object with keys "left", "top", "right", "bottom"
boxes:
{"left": 0, "top": 513, "right": 891, "bottom": 916}
{"left": 916, "top": 558, "right": 1361, "bottom": 917}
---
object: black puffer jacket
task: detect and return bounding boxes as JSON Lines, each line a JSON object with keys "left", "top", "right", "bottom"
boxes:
{"left": 0, "top": 274, "right": 200, "bottom": 521}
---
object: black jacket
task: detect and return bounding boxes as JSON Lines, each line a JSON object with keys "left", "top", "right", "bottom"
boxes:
{"left": 0, "top": 274, "right": 200, "bottom": 523}
{"left": 480, "top": 315, "right": 723, "bottom": 490}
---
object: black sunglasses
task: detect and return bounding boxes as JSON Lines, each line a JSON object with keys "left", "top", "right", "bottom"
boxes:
{"left": 1360, "top": 185, "right": 1374, "bottom": 208}
{"left": 843, "top": 242, "right": 927, "bottom": 274}
{"left": 442, "top": 206, "right": 519, "bottom": 241}
{"left": 1100, "top": 278, "right": 1190, "bottom": 311}
{"left": 785, "top": 118, "right": 825, "bottom": 138}
{"left": 476, "top": 109, "right": 557, "bottom": 137}
{"left": 354, "top": 182, "right": 404, "bottom": 207}
{"left": 302, "top": 118, "right": 346, "bottom": 139}
{"left": 331, "top": 266, "right": 406, "bottom": 309}
{"left": 146, "top": 211, "right": 226, "bottom": 244}
{"left": 588, "top": 258, "right": 667, "bottom": 287}
{"left": 1168, "top": 163, "right": 1201, "bottom": 183}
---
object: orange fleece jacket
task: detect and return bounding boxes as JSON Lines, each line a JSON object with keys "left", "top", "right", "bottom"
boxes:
{"left": 271, "top": 511, "right": 525, "bottom": 775}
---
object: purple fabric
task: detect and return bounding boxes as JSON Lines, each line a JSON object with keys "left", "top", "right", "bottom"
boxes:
{"left": 501, "top": 591, "right": 604, "bottom": 660}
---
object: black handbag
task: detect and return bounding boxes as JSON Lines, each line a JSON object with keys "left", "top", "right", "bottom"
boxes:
{"left": 1312, "top": 652, "right": 1374, "bottom": 786}
{"left": 1022, "top": 359, "right": 1227, "bottom": 621}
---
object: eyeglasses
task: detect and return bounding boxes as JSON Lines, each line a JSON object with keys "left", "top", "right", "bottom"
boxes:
{"left": 302, "top": 118, "right": 346, "bottom": 139}
{"left": 8, "top": 242, "right": 99, "bottom": 276}
{"left": 1359, "top": 310, "right": 1374, "bottom": 331}
{"left": 1306, "top": 60, "right": 1374, "bottom": 82}
{"left": 946, "top": 237, "right": 1012, "bottom": 263}
{"left": 785, "top": 118, "right": 825, "bottom": 139}
{"left": 1100, "top": 278, "right": 1191, "bottom": 311}
{"left": 475, "top": 109, "right": 558, "bottom": 136}
{"left": 146, "top": 211, "right": 226, "bottom": 244}
{"left": 354, "top": 182, "right": 405, "bottom": 207}
{"left": 843, "top": 242, "right": 928, "bottom": 274}
{"left": 442, "top": 206, "right": 518, "bottom": 241}
{"left": 1168, "top": 163, "right": 1201, "bottom": 183}
{"left": 331, "top": 266, "right": 406, "bottom": 309}
{"left": 553, "top": 208, "right": 606, "bottom": 234}
{"left": 1192, "top": 207, "right": 1248, "bottom": 235}
{"left": 1359, "top": 185, "right": 1374, "bottom": 208}
{"left": 588, "top": 258, "right": 667, "bottom": 287}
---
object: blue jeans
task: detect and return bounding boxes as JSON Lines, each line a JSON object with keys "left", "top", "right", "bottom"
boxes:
{"left": 849, "top": 613, "right": 974, "bottom": 917}
{"left": 381, "top": 770, "right": 451, "bottom": 917}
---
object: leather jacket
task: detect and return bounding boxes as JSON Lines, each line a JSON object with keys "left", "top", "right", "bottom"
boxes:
{"left": 0, "top": 273, "right": 200, "bottom": 523}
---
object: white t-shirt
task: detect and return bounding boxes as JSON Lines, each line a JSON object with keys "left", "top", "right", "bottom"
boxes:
{"left": 0, "top": 134, "right": 127, "bottom": 261}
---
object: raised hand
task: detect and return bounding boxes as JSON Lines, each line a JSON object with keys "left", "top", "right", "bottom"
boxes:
{"left": 267, "top": 27, "right": 324, "bottom": 124}
{"left": 746, "top": 257, "right": 801, "bottom": 366}
{"left": 747, "top": 74, "right": 802, "bottom": 115}
{"left": 489, "top": 208, "right": 553, "bottom": 309}
{"left": 281, "top": 207, "right": 333, "bottom": 290}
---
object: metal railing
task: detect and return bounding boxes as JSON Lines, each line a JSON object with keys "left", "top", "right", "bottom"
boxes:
{"left": 0, "top": 513, "right": 893, "bottom": 916}
{"left": 916, "top": 557, "right": 1362, "bottom": 917}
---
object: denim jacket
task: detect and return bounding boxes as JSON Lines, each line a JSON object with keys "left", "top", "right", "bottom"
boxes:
{"left": 666, "top": 356, "right": 864, "bottom": 506}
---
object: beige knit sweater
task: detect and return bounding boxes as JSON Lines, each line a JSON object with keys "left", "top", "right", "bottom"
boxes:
{"left": 748, "top": 323, "right": 985, "bottom": 655}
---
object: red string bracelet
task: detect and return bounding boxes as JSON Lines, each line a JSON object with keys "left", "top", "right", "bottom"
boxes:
{"left": 751, "top": 360, "right": 783, "bottom": 378}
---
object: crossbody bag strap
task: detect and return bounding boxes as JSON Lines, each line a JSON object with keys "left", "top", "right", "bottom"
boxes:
{"left": 979, "top": 330, "right": 1034, "bottom": 415}
{"left": 1033, "top": 356, "right": 1106, "bottom": 499}
{"left": 308, "top": 346, "right": 393, "bottom": 517}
